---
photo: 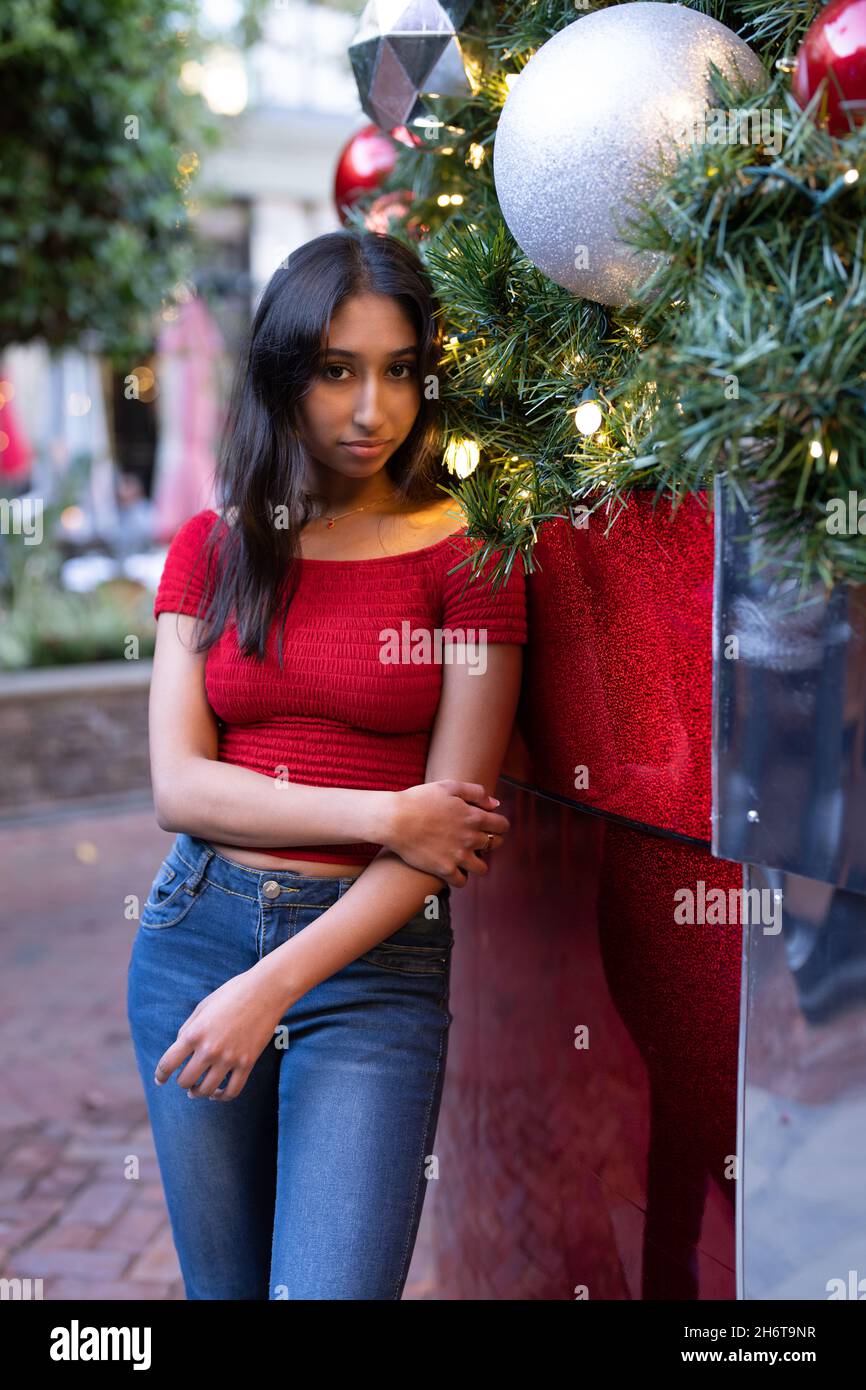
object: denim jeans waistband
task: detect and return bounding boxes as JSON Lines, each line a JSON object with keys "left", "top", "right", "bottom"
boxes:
{"left": 170, "top": 832, "right": 359, "bottom": 908}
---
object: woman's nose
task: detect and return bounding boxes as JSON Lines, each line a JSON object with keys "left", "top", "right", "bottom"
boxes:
{"left": 352, "top": 379, "right": 386, "bottom": 429}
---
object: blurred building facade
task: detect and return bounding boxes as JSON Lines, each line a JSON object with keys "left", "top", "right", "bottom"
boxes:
{"left": 4, "top": 0, "right": 364, "bottom": 549}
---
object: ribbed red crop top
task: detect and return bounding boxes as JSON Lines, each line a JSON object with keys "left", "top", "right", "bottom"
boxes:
{"left": 152, "top": 508, "right": 528, "bottom": 864}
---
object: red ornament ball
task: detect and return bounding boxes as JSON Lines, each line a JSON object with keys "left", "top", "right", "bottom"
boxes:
{"left": 333, "top": 124, "right": 419, "bottom": 224}
{"left": 793, "top": 0, "right": 866, "bottom": 135}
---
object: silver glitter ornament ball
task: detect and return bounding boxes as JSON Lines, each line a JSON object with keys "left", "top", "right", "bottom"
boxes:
{"left": 493, "top": 2, "right": 766, "bottom": 306}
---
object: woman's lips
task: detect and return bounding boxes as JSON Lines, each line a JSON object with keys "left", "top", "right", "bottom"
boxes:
{"left": 342, "top": 440, "right": 390, "bottom": 456}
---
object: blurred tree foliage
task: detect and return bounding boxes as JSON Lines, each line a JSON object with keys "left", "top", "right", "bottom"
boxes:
{"left": 0, "top": 0, "right": 269, "bottom": 367}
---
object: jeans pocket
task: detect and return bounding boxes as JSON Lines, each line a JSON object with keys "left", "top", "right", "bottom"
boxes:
{"left": 359, "top": 939, "right": 452, "bottom": 975}
{"left": 140, "top": 855, "right": 202, "bottom": 930}
{"left": 359, "top": 894, "right": 453, "bottom": 975}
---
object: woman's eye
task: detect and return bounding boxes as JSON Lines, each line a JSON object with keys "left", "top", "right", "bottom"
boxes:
{"left": 322, "top": 363, "right": 415, "bottom": 381}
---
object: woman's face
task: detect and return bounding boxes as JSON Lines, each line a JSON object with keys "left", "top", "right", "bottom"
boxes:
{"left": 296, "top": 292, "right": 422, "bottom": 486}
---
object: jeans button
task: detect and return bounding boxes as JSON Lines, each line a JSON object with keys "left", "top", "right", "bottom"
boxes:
{"left": 262, "top": 880, "right": 282, "bottom": 898}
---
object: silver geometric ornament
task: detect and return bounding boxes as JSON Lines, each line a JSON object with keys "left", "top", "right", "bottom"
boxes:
{"left": 349, "top": 0, "right": 477, "bottom": 133}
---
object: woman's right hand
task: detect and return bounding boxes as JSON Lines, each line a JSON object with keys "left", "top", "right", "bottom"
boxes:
{"left": 383, "top": 780, "right": 511, "bottom": 887}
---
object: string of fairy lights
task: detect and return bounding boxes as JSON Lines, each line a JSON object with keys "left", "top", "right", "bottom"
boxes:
{"left": 410, "top": 26, "right": 865, "bottom": 507}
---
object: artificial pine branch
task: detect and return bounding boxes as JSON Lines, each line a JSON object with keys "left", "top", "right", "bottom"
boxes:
{"left": 622, "top": 66, "right": 866, "bottom": 587}
{"left": 349, "top": 0, "right": 866, "bottom": 591}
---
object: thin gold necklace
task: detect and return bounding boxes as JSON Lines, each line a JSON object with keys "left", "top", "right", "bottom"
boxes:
{"left": 311, "top": 488, "right": 399, "bottom": 530}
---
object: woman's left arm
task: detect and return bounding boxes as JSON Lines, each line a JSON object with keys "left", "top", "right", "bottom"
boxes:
{"left": 154, "top": 645, "right": 523, "bottom": 1101}
{"left": 262, "top": 641, "right": 524, "bottom": 997}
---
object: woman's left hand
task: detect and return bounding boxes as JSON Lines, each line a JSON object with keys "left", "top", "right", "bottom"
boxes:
{"left": 154, "top": 966, "right": 288, "bottom": 1102}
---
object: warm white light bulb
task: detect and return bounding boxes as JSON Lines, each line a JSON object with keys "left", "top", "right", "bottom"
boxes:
{"left": 574, "top": 400, "right": 603, "bottom": 435}
{"left": 444, "top": 438, "right": 480, "bottom": 478}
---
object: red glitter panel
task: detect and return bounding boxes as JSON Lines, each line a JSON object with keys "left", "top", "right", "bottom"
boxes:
{"left": 431, "top": 785, "right": 741, "bottom": 1301}
{"left": 515, "top": 491, "right": 715, "bottom": 840}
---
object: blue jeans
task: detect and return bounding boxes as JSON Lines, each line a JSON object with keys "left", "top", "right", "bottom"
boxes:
{"left": 127, "top": 832, "right": 454, "bottom": 1300}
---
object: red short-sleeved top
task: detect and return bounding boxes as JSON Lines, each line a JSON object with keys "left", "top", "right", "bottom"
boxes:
{"left": 153, "top": 508, "right": 528, "bottom": 864}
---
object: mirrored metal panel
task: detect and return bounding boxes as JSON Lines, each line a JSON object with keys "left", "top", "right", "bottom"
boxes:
{"left": 739, "top": 862, "right": 866, "bottom": 1299}
{"left": 713, "top": 481, "right": 866, "bottom": 892}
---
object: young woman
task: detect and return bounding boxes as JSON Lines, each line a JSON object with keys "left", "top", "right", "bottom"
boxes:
{"left": 127, "top": 229, "right": 527, "bottom": 1300}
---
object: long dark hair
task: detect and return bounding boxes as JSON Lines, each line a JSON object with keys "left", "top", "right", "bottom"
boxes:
{"left": 179, "top": 230, "right": 448, "bottom": 664}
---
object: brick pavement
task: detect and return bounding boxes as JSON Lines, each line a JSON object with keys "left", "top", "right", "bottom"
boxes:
{"left": 0, "top": 800, "right": 435, "bottom": 1300}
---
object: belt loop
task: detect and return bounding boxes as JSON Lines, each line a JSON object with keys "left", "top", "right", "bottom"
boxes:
{"left": 186, "top": 844, "right": 214, "bottom": 893}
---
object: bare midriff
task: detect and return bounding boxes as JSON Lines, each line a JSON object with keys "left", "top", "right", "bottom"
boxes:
{"left": 206, "top": 843, "right": 367, "bottom": 877}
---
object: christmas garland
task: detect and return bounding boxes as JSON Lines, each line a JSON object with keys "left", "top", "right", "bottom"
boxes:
{"left": 625, "top": 64, "right": 866, "bottom": 590}
{"left": 345, "top": 0, "right": 866, "bottom": 590}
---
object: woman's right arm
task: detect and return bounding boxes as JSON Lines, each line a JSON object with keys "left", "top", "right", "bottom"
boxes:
{"left": 149, "top": 611, "right": 510, "bottom": 887}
